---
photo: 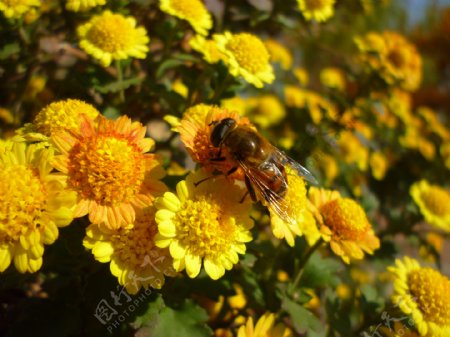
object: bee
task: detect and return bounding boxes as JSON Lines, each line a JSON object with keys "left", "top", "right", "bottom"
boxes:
{"left": 210, "top": 117, "right": 317, "bottom": 223}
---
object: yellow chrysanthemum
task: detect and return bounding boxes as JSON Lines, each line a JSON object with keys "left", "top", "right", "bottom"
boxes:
{"left": 369, "top": 151, "right": 388, "bottom": 180}
{"left": 189, "top": 35, "right": 223, "bottom": 64}
{"left": 66, "top": 0, "right": 105, "bottom": 12}
{"left": 293, "top": 67, "right": 309, "bottom": 86}
{"left": 37, "top": 99, "right": 99, "bottom": 136}
{"left": 388, "top": 257, "right": 450, "bottom": 337}
{"left": 154, "top": 170, "right": 254, "bottom": 280}
{"left": 297, "top": 0, "right": 336, "bottom": 22}
{"left": 51, "top": 115, "right": 167, "bottom": 230}
{"left": 337, "top": 131, "right": 369, "bottom": 171}
{"left": 269, "top": 172, "right": 320, "bottom": 247}
{"left": 284, "top": 86, "right": 338, "bottom": 124}
{"left": 0, "top": 0, "right": 39, "bottom": 19}
{"left": 77, "top": 11, "right": 149, "bottom": 67}
{"left": 410, "top": 180, "right": 450, "bottom": 232}
{"left": 0, "top": 142, "right": 76, "bottom": 273}
{"left": 320, "top": 67, "right": 346, "bottom": 91}
{"left": 264, "top": 39, "right": 293, "bottom": 70}
{"left": 308, "top": 187, "right": 380, "bottom": 264}
{"left": 160, "top": 0, "right": 212, "bottom": 36}
{"left": 245, "top": 95, "right": 286, "bottom": 128}
{"left": 237, "top": 312, "right": 292, "bottom": 337}
{"left": 355, "top": 31, "right": 422, "bottom": 91}
{"left": 178, "top": 104, "right": 251, "bottom": 180}
{"left": 214, "top": 32, "right": 275, "bottom": 88}
{"left": 83, "top": 207, "right": 176, "bottom": 294}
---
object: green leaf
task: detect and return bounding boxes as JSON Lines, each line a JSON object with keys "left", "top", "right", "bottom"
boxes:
{"left": 299, "top": 252, "right": 341, "bottom": 288}
{"left": 282, "top": 297, "right": 322, "bottom": 334}
{"left": 133, "top": 296, "right": 212, "bottom": 337}
{"left": 94, "top": 77, "right": 143, "bottom": 94}
{"left": 0, "top": 42, "right": 20, "bottom": 60}
{"left": 156, "top": 59, "right": 186, "bottom": 79}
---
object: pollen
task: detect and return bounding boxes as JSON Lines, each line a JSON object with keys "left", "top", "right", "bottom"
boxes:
{"left": 68, "top": 135, "right": 145, "bottom": 206}
{"left": 86, "top": 14, "right": 136, "bottom": 53}
{"left": 320, "top": 198, "right": 370, "bottom": 240}
{"left": 408, "top": 267, "right": 450, "bottom": 325}
{"left": 421, "top": 186, "right": 450, "bottom": 217}
{"left": 226, "top": 33, "right": 270, "bottom": 75}
{"left": 0, "top": 165, "right": 46, "bottom": 243}
{"left": 173, "top": 196, "right": 235, "bottom": 260}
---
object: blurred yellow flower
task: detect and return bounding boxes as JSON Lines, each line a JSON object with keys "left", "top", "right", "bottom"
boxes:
{"left": 293, "top": 67, "right": 309, "bottom": 86}
{"left": 284, "top": 86, "right": 337, "bottom": 124}
{"left": 0, "top": 107, "right": 14, "bottom": 124}
{"left": 270, "top": 172, "right": 320, "bottom": 246}
{"left": 154, "top": 170, "right": 254, "bottom": 280}
{"left": 77, "top": 11, "right": 149, "bottom": 67}
{"left": 378, "top": 321, "right": 421, "bottom": 337}
{"left": 311, "top": 150, "right": 339, "bottom": 185}
{"left": 160, "top": 0, "right": 212, "bottom": 36}
{"left": 238, "top": 312, "right": 292, "bottom": 337}
{"left": 410, "top": 180, "right": 450, "bottom": 232}
{"left": 369, "top": 151, "right": 388, "bottom": 180}
{"left": 66, "top": 0, "right": 105, "bottom": 12}
{"left": 245, "top": 95, "right": 286, "bottom": 128}
{"left": 388, "top": 256, "right": 450, "bottom": 337}
{"left": 297, "top": 0, "right": 336, "bottom": 22}
{"left": 308, "top": 187, "right": 380, "bottom": 264}
{"left": 83, "top": 207, "right": 176, "bottom": 294}
{"left": 171, "top": 78, "right": 188, "bottom": 98}
{"left": 441, "top": 141, "right": 450, "bottom": 170}
{"left": 228, "top": 284, "right": 247, "bottom": 310}
{"left": 337, "top": 131, "right": 369, "bottom": 171}
{"left": 264, "top": 39, "right": 293, "bottom": 70}
{"left": 0, "top": 0, "right": 39, "bottom": 19}
{"left": 417, "top": 106, "right": 449, "bottom": 140}
{"left": 320, "top": 67, "right": 346, "bottom": 91}
{"left": 51, "top": 115, "right": 167, "bottom": 230}
{"left": 0, "top": 142, "right": 76, "bottom": 273}
{"left": 190, "top": 35, "right": 223, "bottom": 64}
{"left": 214, "top": 32, "right": 275, "bottom": 88}
{"left": 355, "top": 31, "right": 422, "bottom": 91}
{"left": 221, "top": 96, "right": 249, "bottom": 115}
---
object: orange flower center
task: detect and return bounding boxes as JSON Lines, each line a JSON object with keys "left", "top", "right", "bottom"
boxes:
{"left": 68, "top": 135, "right": 146, "bottom": 206}
{"left": 320, "top": 198, "right": 370, "bottom": 240}
{"left": 408, "top": 267, "right": 450, "bottom": 325}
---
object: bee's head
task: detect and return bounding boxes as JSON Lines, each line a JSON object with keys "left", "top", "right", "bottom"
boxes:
{"left": 210, "top": 118, "right": 237, "bottom": 147}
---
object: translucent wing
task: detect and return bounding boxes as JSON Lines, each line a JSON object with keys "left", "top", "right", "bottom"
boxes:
{"left": 237, "top": 158, "right": 295, "bottom": 225}
{"left": 271, "top": 147, "right": 318, "bottom": 185}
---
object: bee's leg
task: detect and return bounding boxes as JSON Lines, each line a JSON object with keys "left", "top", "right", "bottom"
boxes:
{"left": 241, "top": 175, "right": 257, "bottom": 203}
{"left": 194, "top": 176, "right": 213, "bottom": 187}
{"left": 226, "top": 166, "right": 238, "bottom": 176}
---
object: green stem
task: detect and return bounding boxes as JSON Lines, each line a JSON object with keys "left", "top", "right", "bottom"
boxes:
{"left": 288, "top": 239, "right": 322, "bottom": 295}
{"left": 211, "top": 72, "right": 233, "bottom": 103}
{"left": 116, "top": 60, "right": 125, "bottom": 103}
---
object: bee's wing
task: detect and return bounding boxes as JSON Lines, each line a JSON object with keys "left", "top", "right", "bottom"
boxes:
{"left": 237, "top": 158, "right": 295, "bottom": 225}
{"left": 271, "top": 147, "right": 318, "bottom": 185}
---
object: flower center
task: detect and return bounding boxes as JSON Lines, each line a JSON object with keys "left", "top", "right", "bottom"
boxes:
{"left": 193, "top": 129, "right": 215, "bottom": 163}
{"left": 68, "top": 135, "right": 145, "bottom": 206}
{"left": 111, "top": 211, "right": 159, "bottom": 269}
{"left": 421, "top": 187, "right": 450, "bottom": 217}
{"left": 170, "top": 0, "right": 207, "bottom": 21}
{"left": 174, "top": 196, "right": 236, "bottom": 260}
{"left": 0, "top": 165, "right": 46, "bottom": 243}
{"left": 320, "top": 198, "right": 370, "bottom": 240}
{"left": 387, "top": 49, "right": 407, "bottom": 69}
{"left": 226, "top": 33, "right": 270, "bottom": 75}
{"left": 304, "top": 0, "right": 330, "bottom": 10}
{"left": 408, "top": 268, "right": 450, "bottom": 325}
{"left": 87, "top": 14, "right": 136, "bottom": 53}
